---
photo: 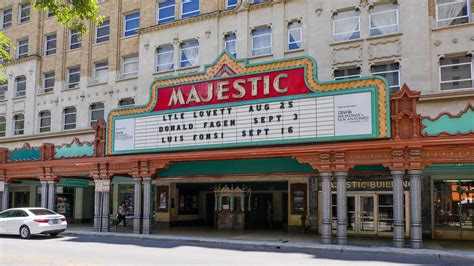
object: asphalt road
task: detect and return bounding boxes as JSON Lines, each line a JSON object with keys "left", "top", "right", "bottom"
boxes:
{"left": 1, "top": 234, "right": 473, "bottom": 265}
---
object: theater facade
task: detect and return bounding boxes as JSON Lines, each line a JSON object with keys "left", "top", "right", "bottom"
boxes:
{"left": 0, "top": 52, "right": 473, "bottom": 248}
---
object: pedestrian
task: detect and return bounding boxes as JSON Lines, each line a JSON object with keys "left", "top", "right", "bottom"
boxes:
{"left": 116, "top": 201, "right": 128, "bottom": 228}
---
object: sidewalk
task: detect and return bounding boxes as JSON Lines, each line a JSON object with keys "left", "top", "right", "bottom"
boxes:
{"left": 64, "top": 225, "right": 474, "bottom": 261}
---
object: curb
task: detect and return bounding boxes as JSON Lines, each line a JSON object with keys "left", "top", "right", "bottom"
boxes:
{"left": 64, "top": 230, "right": 474, "bottom": 261}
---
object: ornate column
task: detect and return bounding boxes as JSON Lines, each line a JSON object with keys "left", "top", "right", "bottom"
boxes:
{"left": 101, "top": 183, "right": 110, "bottom": 232}
{"left": 47, "top": 180, "right": 56, "bottom": 211}
{"left": 40, "top": 180, "right": 48, "bottom": 208}
{"left": 392, "top": 170, "right": 405, "bottom": 248}
{"left": 336, "top": 172, "right": 348, "bottom": 245}
{"left": 308, "top": 176, "right": 318, "bottom": 231}
{"left": 142, "top": 177, "right": 152, "bottom": 234}
{"left": 409, "top": 170, "right": 423, "bottom": 249}
{"left": 93, "top": 181, "right": 102, "bottom": 232}
{"left": 133, "top": 177, "right": 142, "bottom": 234}
{"left": 320, "top": 172, "right": 333, "bottom": 244}
{"left": 1, "top": 181, "right": 9, "bottom": 211}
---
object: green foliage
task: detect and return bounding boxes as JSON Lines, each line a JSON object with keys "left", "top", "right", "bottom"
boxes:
{"left": 0, "top": 0, "right": 104, "bottom": 81}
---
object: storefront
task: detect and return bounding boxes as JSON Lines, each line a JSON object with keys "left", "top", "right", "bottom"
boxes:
{"left": 1, "top": 52, "right": 473, "bottom": 248}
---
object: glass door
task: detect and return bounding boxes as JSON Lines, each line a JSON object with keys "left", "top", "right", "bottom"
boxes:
{"left": 359, "top": 195, "right": 375, "bottom": 232}
{"left": 347, "top": 196, "right": 356, "bottom": 232}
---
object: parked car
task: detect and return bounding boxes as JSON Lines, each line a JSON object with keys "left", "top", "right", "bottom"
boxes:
{"left": 0, "top": 207, "right": 67, "bottom": 239}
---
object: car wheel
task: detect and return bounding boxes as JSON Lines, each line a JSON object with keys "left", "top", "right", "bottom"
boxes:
{"left": 49, "top": 233, "right": 59, "bottom": 237}
{"left": 19, "top": 225, "right": 31, "bottom": 239}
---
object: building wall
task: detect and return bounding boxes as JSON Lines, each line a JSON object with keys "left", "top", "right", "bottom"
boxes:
{"left": 0, "top": 0, "right": 473, "bottom": 149}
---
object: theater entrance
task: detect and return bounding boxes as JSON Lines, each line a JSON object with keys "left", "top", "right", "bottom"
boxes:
{"left": 326, "top": 192, "right": 410, "bottom": 236}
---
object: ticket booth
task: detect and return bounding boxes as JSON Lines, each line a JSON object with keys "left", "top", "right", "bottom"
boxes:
{"left": 214, "top": 185, "right": 251, "bottom": 229}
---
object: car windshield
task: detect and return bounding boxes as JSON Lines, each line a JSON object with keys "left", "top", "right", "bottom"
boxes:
{"left": 29, "top": 209, "right": 57, "bottom": 215}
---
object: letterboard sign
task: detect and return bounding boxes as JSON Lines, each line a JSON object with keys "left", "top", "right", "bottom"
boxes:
{"left": 108, "top": 52, "right": 390, "bottom": 155}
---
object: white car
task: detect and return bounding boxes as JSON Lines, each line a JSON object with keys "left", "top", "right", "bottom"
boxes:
{"left": 0, "top": 207, "right": 67, "bottom": 239}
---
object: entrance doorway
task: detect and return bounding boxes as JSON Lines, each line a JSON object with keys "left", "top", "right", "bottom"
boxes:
{"left": 249, "top": 193, "right": 273, "bottom": 229}
{"left": 329, "top": 192, "right": 409, "bottom": 236}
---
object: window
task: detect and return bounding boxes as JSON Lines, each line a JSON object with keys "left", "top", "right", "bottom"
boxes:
{"left": 124, "top": 11, "right": 140, "bottom": 37}
{"left": 288, "top": 22, "right": 302, "bottom": 50}
{"left": 178, "top": 190, "right": 199, "bottom": 215}
{"left": 434, "top": 180, "right": 474, "bottom": 233}
{"left": 69, "top": 29, "right": 81, "bottom": 50}
{"left": 157, "top": 44, "right": 174, "bottom": 71}
{"left": 93, "top": 61, "right": 108, "bottom": 83}
{"left": 68, "top": 67, "right": 80, "bottom": 88}
{"left": 13, "top": 114, "right": 24, "bottom": 135}
{"left": 63, "top": 107, "right": 76, "bottom": 130}
{"left": 333, "top": 11, "right": 360, "bottom": 42}
{"left": 180, "top": 40, "right": 198, "bottom": 68}
{"left": 226, "top": 0, "right": 238, "bottom": 9}
{"left": 19, "top": 3, "right": 30, "bottom": 23}
{"left": 97, "top": 0, "right": 105, "bottom": 3}
{"left": 158, "top": 0, "right": 175, "bottom": 24}
{"left": 122, "top": 56, "right": 138, "bottom": 78}
{"left": 118, "top": 97, "right": 135, "bottom": 107}
{"left": 181, "top": 0, "right": 199, "bottom": 19}
{"left": 90, "top": 102, "right": 104, "bottom": 126}
{"left": 252, "top": 26, "right": 272, "bottom": 56}
{"left": 224, "top": 33, "right": 237, "bottom": 57}
{"left": 38, "top": 111, "right": 51, "bottom": 133}
{"left": 0, "top": 116, "right": 5, "bottom": 137}
{"left": 0, "top": 45, "right": 10, "bottom": 64}
{"left": 42, "top": 72, "right": 55, "bottom": 93}
{"left": 436, "top": 0, "right": 470, "bottom": 27}
{"left": 45, "top": 34, "right": 57, "bottom": 56}
{"left": 440, "top": 55, "right": 473, "bottom": 90}
{"left": 334, "top": 67, "right": 361, "bottom": 80}
{"left": 15, "top": 76, "right": 26, "bottom": 97}
{"left": 46, "top": 7, "right": 55, "bottom": 18}
{"left": 0, "top": 81, "right": 7, "bottom": 100}
{"left": 95, "top": 19, "right": 110, "bottom": 43}
{"left": 2, "top": 8, "right": 12, "bottom": 28}
{"left": 371, "top": 63, "right": 400, "bottom": 93}
{"left": 369, "top": 5, "right": 399, "bottom": 36}
{"left": 17, "top": 39, "right": 28, "bottom": 59}
{"left": 252, "top": 0, "right": 266, "bottom": 3}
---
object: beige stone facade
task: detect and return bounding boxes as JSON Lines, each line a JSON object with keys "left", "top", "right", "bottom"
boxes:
{"left": 0, "top": 0, "right": 473, "bottom": 148}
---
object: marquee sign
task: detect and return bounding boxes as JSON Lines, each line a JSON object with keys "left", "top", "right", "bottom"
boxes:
{"left": 108, "top": 52, "right": 390, "bottom": 155}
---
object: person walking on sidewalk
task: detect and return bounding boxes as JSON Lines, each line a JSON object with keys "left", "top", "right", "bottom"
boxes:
{"left": 116, "top": 201, "right": 128, "bottom": 228}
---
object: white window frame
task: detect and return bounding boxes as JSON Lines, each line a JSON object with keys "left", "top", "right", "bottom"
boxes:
{"left": 156, "top": 44, "right": 175, "bottom": 71}
{"left": 67, "top": 67, "right": 80, "bottom": 89}
{"left": 2, "top": 8, "right": 12, "bottom": 29}
{"left": 95, "top": 19, "right": 110, "bottom": 43}
{"left": 19, "top": 3, "right": 30, "bottom": 24}
{"left": 439, "top": 56, "right": 473, "bottom": 91}
{"left": 180, "top": 40, "right": 199, "bottom": 68}
{"left": 224, "top": 33, "right": 237, "bottom": 57}
{"left": 371, "top": 63, "right": 401, "bottom": 92}
{"left": 0, "top": 81, "right": 7, "bottom": 100}
{"left": 89, "top": 103, "right": 105, "bottom": 127}
{"left": 226, "top": 0, "right": 238, "bottom": 9}
{"left": 251, "top": 27, "right": 272, "bottom": 57}
{"left": 15, "top": 76, "right": 26, "bottom": 97}
{"left": 93, "top": 61, "right": 109, "bottom": 84}
{"left": 38, "top": 110, "right": 51, "bottom": 133}
{"left": 45, "top": 34, "right": 57, "bottom": 56}
{"left": 0, "top": 116, "right": 6, "bottom": 137}
{"left": 369, "top": 8, "right": 399, "bottom": 37}
{"left": 333, "top": 16, "right": 361, "bottom": 42}
{"left": 13, "top": 114, "right": 25, "bottom": 135}
{"left": 157, "top": 0, "right": 175, "bottom": 24}
{"left": 42, "top": 72, "right": 55, "bottom": 93}
{"left": 436, "top": 0, "right": 471, "bottom": 27}
{"left": 334, "top": 67, "right": 361, "bottom": 80}
{"left": 63, "top": 107, "right": 77, "bottom": 130}
{"left": 17, "top": 39, "right": 28, "bottom": 59}
{"left": 122, "top": 55, "right": 139, "bottom": 78}
{"left": 123, "top": 11, "right": 140, "bottom": 37}
{"left": 69, "top": 29, "right": 81, "bottom": 50}
{"left": 181, "top": 0, "right": 200, "bottom": 19}
{"left": 288, "top": 22, "right": 302, "bottom": 51}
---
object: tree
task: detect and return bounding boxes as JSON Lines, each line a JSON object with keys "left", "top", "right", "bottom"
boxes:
{"left": 0, "top": 0, "right": 104, "bottom": 82}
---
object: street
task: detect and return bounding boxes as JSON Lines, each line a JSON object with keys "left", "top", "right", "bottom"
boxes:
{"left": 1, "top": 234, "right": 473, "bottom": 265}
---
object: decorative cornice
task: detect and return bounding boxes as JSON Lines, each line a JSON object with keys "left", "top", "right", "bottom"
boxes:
{"left": 5, "top": 54, "right": 41, "bottom": 66}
